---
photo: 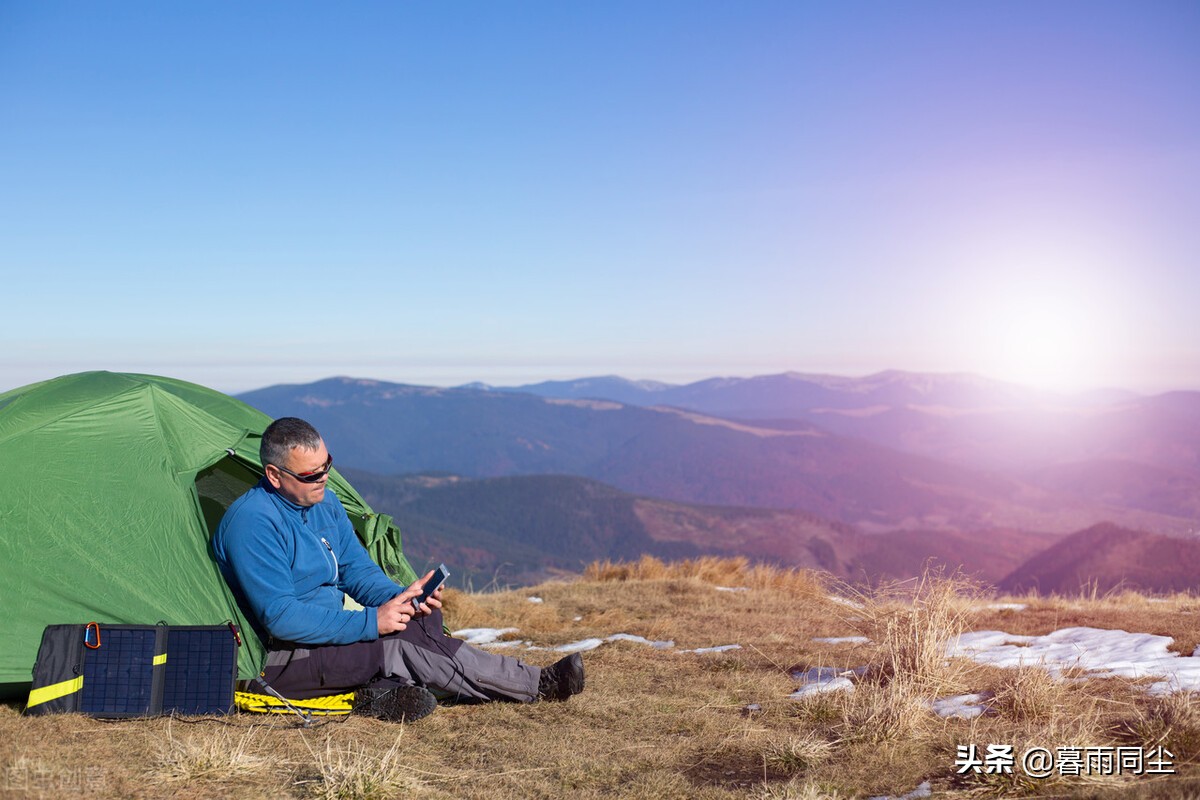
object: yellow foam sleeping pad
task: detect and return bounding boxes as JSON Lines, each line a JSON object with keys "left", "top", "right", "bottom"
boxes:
{"left": 234, "top": 690, "right": 356, "bottom": 716}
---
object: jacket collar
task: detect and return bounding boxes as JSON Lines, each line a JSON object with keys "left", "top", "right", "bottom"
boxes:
{"left": 260, "top": 477, "right": 308, "bottom": 514}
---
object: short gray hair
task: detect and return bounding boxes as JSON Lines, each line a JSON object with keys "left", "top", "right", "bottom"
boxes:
{"left": 260, "top": 417, "right": 323, "bottom": 469}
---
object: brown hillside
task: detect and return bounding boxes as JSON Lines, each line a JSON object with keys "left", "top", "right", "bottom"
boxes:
{"left": 999, "top": 522, "right": 1200, "bottom": 595}
{"left": 846, "top": 527, "right": 1059, "bottom": 588}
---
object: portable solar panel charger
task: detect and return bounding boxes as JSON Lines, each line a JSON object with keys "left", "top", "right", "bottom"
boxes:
{"left": 25, "top": 623, "right": 240, "bottom": 717}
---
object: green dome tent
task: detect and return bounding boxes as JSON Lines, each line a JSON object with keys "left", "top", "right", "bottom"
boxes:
{"left": 0, "top": 371, "right": 419, "bottom": 699}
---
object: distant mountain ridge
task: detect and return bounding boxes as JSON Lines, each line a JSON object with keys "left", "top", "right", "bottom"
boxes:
{"left": 490, "top": 371, "right": 1200, "bottom": 520}
{"left": 235, "top": 370, "right": 1200, "bottom": 592}
{"left": 497, "top": 370, "right": 1133, "bottom": 415}
{"left": 236, "top": 375, "right": 1182, "bottom": 535}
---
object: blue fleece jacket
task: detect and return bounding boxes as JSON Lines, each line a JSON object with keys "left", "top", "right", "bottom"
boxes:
{"left": 212, "top": 479, "right": 405, "bottom": 646}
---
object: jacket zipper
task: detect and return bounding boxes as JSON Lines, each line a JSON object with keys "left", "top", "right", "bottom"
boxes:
{"left": 320, "top": 537, "right": 339, "bottom": 585}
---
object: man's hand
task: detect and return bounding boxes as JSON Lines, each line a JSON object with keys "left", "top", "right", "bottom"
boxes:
{"left": 406, "top": 569, "right": 444, "bottom": 617}
{"left": 377, "top": 569, "right": 441, "bottom": 634}
{"left": 416, "top": 585, "right": 443, "bottom": 616}
{"left": 376, "top": 593, "right": 415, "bottom": 635}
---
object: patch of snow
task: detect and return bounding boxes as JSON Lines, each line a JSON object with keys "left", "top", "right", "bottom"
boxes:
{"left": 715, "top": 586, "right": 750, "bottom": 593}
{"left": 790, "top": 666, "right": 855, "bottom": 698}
{"left": 790, "top": 678, "right": 854, "bottom": 698}
{"left": 813, "top": 636, "right": 870, "bottom": 645}
{"left": 791, "top": 666, "right": 842, "bottom": 682}
{"left": 605, "top": 633, "right": 675, "bottom": 649}
{"left": 462, "top": 628, "right": 679, "bottom": 654}
{"left": 950, "top": 626, "right": 1200, "bottom": 694}
{"left": 983, "top": 603, "right": 1027, "bottom": 611}
{"left": 551, "top": 638, "right": 605, "bottom": 653}
{"left": 681, "top": 644, "right": 742, "bottom": 654}
{"left": 931, "top": 693, "right": 990, "bottom": 719}
{"left": 452, "top": 627, "right": 520, "bottom": 645}
{"left": 525, "top": 634, "right": 677, "bottom": 653}
{"left": 527, "top": 596, "right": 544, "bottom": 603}
{"left": 827, "top": 595, "right": 865, "bottom": 609}
{"left": 868, "top": 780, "right": 932, "bottom": 800}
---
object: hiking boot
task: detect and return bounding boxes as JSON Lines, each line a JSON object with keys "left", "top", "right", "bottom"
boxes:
{"left": 354, "top": 684, "right": 437, "bottom": 723}
{"left": 537, "top": 653, "right": 585, "bottom": 701}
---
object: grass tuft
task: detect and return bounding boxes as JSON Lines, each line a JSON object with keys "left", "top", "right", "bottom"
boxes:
{"left": 989, "top": 663, "right": 1064, "bottom": 722}
{"left": 851, "top": 568, "right": 981, "bottom": 694}
{"left": 301, "top": 737, "right": 423, "bottom": 800}
{"left": 836, "top": 678, "right": 934, "bottom": 744}
{"left": 763, "top": 733, "right": 834, "bottom": 775}
{"left": 156, "top": 722, "right": 271, "bottom": 783}
{"left": 1122, "top": 691, "right": 1200, "bottom": 763}
{"left": 751, "top": 778, "right": 848, "bottom": 799}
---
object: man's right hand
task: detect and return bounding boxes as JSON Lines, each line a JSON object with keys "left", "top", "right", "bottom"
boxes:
{"left": 376, "top": 594, "right": 413, "bottom": 635}
{"left": 376, "top": 570, "right": 435, "bottom": 635}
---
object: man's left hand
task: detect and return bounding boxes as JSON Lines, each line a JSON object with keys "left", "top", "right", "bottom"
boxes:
{"left": 412, "top": 585, "right": 443, "bottom": 617}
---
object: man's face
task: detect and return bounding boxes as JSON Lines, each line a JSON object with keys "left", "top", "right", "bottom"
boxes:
{"left": 265, "top": 441, "right": 331, "bottom": 507}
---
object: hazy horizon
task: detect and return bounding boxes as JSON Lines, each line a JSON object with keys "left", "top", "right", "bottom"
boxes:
{"left": 5, "top": 363, "right": 1189, "bottom": 400}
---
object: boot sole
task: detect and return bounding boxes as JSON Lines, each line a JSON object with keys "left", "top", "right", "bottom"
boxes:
{"left": 354, "top": 685, "right": 438, "bottom": 723}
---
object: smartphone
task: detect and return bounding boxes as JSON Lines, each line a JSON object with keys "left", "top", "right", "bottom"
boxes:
{"left": 412, "top": 563, "right": 449, "bottom": 610}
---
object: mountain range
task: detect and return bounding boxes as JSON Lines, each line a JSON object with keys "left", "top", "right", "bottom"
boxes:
{"left": 340, "top": 469, "right": 1060, "bottom": 590}
{"left": 236, "top": 370, "right": 1200, "bottom": 592}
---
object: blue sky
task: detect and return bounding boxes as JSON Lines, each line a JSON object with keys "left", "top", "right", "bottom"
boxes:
{"left": 2, "top": 1, "right": 1198, "bottom": 394}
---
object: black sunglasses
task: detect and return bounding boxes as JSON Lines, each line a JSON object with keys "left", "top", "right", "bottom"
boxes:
{"left": 271, "top": 454, "right": 333, "bottom": 483}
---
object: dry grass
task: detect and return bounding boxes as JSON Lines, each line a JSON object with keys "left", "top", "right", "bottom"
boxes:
{"left": 155, "top": 722, "right": 272, "bottom": 784}
{"left": 299, "top": 738, "right": 425, "bottom": 800}
{"left": 848, "top": 568, "right": 981, "bottom": 694}
{"left": 1120, "top": 691, "right": 1200, "bottom": 764}
{"left": 585, "top": 554, "right": 829, "bottom": 595}
{"left": 3, "top": 559, "right": 1200, "bottom": 799}
{"left": 989, "top": 663, "right": 1070, "bottom": 722}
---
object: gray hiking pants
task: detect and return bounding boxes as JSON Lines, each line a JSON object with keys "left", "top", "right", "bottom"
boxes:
{"left": 260, "top": 609, "right": 540, "bottom": 703}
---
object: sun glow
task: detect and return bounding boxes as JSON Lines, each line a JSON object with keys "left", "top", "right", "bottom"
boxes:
{"left": 949, "top": 242, "right": 1127, "bottom": 392}
{"left": 979, "top": 290, "right": 1105, "bottom": 390}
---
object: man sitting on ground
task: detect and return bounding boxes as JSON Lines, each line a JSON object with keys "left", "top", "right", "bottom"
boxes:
{"left": 212, "top": 416, "right": 584, "bottom": 722}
